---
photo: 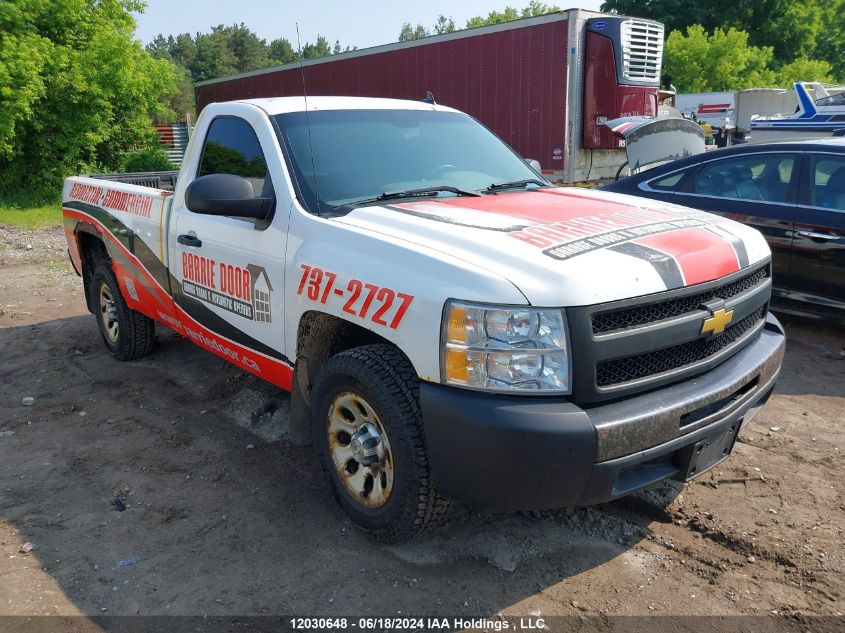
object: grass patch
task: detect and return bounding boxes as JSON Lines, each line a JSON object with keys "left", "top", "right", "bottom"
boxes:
{"left": 0, "top": 204, "right": 63, "bottom": 229}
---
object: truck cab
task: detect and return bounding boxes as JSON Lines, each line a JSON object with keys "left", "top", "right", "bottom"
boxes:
{"left": 63, "top": 97, "right": 785, "bottom": 542}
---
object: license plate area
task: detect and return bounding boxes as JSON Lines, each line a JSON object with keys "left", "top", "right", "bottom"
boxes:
{"left": 673, "top": 422, "right": 740, "bottom": 481}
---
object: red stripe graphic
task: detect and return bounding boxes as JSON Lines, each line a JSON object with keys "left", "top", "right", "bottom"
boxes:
{"left": 64, "top": 209, "right": 173, "bottom": 310}
{"left": 64, "top": 208, "right": 294, "bottom": 391}
{"left": 698, "top": 104, "right": 732, "bottom": 114}
{"left": 415, "top": 188, "right": 641, "bottom": 224}
{"left": 634, "top": 228, "right": 740, "bottom": 286}
{"left": 110, "top": 258, "right": 172, "bottom": 315}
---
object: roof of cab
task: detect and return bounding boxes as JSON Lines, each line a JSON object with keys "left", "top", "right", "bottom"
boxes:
{"left": 218, "top": 95, "right": 461, "bottom": 116}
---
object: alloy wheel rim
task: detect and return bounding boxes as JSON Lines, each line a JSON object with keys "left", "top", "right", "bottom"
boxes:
{"left": 326, "top": 391, "right": 394, "bottom": 509}
{"left": 99, "top": 283, "right": 119, "bottom": 343}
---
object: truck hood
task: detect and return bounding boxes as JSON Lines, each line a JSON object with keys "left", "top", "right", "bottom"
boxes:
{"left": 335, "top": 187, "right": 771, "bottom": 306}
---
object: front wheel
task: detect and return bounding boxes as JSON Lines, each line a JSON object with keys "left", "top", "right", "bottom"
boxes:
{"left": 311, "top": 344, "right": 451, "bottom": 543}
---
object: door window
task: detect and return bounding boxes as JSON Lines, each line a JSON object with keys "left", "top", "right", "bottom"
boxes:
{"left": 809, "top": 155, "right": 845, "bottom": 211}
{"left": 687, "top": 154, "right": 796, "bottom": 203}
{"left": 646, "top": 169, "right": 689, "bottom": 191}
{"left": 198, "top": 117, "right": 273, "bottom": 198}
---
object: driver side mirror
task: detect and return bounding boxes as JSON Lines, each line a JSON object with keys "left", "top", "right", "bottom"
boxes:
{"left": 185, "top": 174, "right": 274, "bottom": 220}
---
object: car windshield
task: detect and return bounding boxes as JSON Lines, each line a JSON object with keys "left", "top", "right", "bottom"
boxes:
{"left": 273, "top": 109, "right": 545, "bottom": 213}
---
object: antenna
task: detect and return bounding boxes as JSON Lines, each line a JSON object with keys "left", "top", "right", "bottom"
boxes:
{"left": 296, "top": 23, "right": 322, "bottom": 216}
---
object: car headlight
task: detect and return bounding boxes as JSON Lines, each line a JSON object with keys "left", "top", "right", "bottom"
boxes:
{"left": 441, "top": 300, "right": 571, "bottom": 394}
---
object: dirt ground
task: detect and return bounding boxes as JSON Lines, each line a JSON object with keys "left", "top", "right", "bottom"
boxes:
{"left": 0, "top": 224, "right": 843, "bottom": 629}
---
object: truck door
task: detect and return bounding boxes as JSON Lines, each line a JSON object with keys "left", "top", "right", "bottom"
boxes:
{"left": 168, "top": 110, "right": 294, "bottom": 389}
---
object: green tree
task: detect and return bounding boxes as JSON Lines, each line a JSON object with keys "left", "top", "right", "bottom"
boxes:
{"left": 0, "top": 0, "right": 177, "bottom": 199}
{"left": 600, "top": 0, "right": 711, "bottom": 37}
{"left": 269, "top": 38, "right": 297, "bottom": 64}
{"left": 302, "top": 35, "right": 332, "bottom": 60}
{"left": 663, "top": 24, "right": 834, "bottom": 92}
{"left": 156, "top": 64, "right": 195, "bottom": 123}
{"left": 398, "top": 5, "right": 555, "bottom": 42}
{"left": 146, "top": 34, "right": 175, "bottom": 61}
{"left": 224, "top": 23, "right": 270, "bottom": 73}
{"left": 663, "top": 26, "right": 775, "bottom": 91}
{"left": 466, "top": 7, "right": 520, "bottom": 28}
{"left": 398, "top": 23, "right": 430, "bottom": 41}
{"left": 520, "top": 1, "right": 560, "bottom": 18}
{"left": 816, "top": 0, "right": 845, "bottom": 81}
{"left": 170, "top": 33, "right": 198, "bottom": 69}
{"left": 433, "top": 15, "right": 456, "bottom": 35}
{"left": 600, "top": 0, "right": 830, "bottom": 66}
{"left": 466, "top": 2, "right": 559, "bottom": 28}
{"left": 772, "top": 58, "right": 833, "bottom": 87}
{"left": 148, "top": 26, "right": 351, "bottom": 83}
{"left": 192, "top": 27, "right": 239, "bottom": 82}
{"left": 123, "top": 146, "right": 176, "bottom": 172}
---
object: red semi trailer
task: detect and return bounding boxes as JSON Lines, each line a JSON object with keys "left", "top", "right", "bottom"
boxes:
{"left": 195, "top": 10, "right": 667, "bottom": 182}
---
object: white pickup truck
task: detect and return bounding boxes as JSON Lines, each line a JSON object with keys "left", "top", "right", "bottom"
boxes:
{"left": 63, "top": 96, "right": 785, "bottom": 542}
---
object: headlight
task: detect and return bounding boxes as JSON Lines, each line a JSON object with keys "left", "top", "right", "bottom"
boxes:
{"left": 441, "top": 300, "right": 571, "bottom": 394}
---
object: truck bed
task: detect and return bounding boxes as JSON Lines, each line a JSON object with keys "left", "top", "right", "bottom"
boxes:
{"left": 83, "top": 170, "right": 180, "bottom": 192}
{"left": 62, "top": 176, "right": 174, "bottom": 287}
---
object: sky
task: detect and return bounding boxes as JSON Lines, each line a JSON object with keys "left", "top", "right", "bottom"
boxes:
{"left": 133, "top": 0, "right": 604, "bottom": 49}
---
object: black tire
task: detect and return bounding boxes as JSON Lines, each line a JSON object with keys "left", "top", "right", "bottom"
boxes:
{"left": 88, "top": 257, "right": 155, "bottom": 361}
{"left": 311, "top": 344, "right": 452, "bottom": 543}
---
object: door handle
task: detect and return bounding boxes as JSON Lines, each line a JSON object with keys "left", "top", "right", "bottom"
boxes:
{"left": 797, "top": 230, "right": 837, "bottom": 242}
{"left": 177, "top": 234, "right": 203, "bottom": 247}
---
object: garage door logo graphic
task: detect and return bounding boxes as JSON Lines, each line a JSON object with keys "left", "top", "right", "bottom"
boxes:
{"left": 250, "top": 265, "right": 272, "bottom": 323}
{"left": 181, "top": 255, "right": 273, "bottom": 323}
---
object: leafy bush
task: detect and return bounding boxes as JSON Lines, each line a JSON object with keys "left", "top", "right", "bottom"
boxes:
{"left": 0, "top": 1, "right": 179, "bottom": 198}
{"left": 663, "top": 25, "right": 832, "bottom": 92}
{"left": 122, "top": 146, "right": 177, "bottom": 173}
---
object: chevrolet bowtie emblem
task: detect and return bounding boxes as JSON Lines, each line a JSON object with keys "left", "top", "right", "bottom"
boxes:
{"left": 701, "top": 307, "right": 734, "bottom": 337}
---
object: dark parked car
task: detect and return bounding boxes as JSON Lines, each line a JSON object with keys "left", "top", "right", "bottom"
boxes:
{"left": 603, "top": 139, "right": 845, "bottom": 323}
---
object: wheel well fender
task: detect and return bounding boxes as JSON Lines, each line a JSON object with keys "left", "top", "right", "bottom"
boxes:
{"left": 74, "top": 226, "right": 110, "bottom": 313}
{"left": 294, "top": 310, "right": 408, "bottom": 404}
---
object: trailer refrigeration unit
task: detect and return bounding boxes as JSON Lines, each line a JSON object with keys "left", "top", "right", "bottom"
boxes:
{"left": 195, "top": 10, "right": 688, "bottom": 182}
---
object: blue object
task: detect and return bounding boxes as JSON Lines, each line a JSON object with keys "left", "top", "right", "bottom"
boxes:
{"left": 118, "top": 555, "right": 141, "bottom": 567}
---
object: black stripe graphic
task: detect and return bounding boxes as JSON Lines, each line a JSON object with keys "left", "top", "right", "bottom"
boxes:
{"left": 64, "top": 200, "right": 173, "bottom": 292}
{"left": 610, "top": 242, "right": 685, "bottom": 289}
{"left": 65, "top": 203, "right": 291, "bottom": 365}
{"left": 707, "top": 225, "right": 749, "bottom": 269}
{"left": 382, "top": 204, "right": 529, "bottom": 232}
{"left": 170, "top": 273, "right": 290, "bottom": 363}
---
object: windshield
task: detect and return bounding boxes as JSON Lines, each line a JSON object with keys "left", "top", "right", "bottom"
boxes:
{"left": 816, "top": 92, "right": 845, "bottom": 107}
{"left": 273, "top": 109, "right": 545, "bottom": 213}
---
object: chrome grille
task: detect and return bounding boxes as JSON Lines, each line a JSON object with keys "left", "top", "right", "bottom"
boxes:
{"left": 592, "top": 264, "right": 770, "bottom": 334}
{"left": 596, "top": 306, "right": 767, "bottom": 387}
{"left": 620, "top": 20, "right": 663, "bottom": 82}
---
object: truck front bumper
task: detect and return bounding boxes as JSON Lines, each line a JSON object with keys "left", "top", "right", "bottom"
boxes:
{"left": 419, "top": 312, "right": 786, "bottom": 510}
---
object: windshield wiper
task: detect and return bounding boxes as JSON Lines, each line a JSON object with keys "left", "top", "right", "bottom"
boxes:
{"left": 377, "top": 185, "right": 481, "bottom": 200}
{"left": 484, "top": 179, "right": 550, "bottom": 193}
{"left": 333, "top": 185, "right": 481, "bottom": 213}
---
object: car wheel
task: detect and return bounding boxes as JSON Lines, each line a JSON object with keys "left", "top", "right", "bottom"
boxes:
{"left": 88, "top": 257, "right": 155, "bottom": 361}
{"left": 311, "top": 344, "right": 451, "bottom": 543}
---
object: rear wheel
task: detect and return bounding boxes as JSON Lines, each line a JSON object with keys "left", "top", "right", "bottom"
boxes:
{"left": 312, "top": 344, "right": 451, "bottom": 542}
{"left": 88, "top": 257, "right": 155, "bottom": 361}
